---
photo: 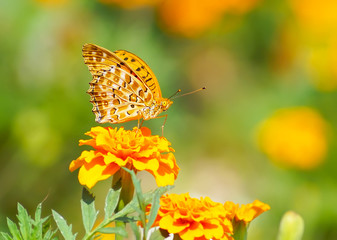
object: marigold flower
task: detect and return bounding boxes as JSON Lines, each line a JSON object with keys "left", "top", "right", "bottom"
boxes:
{"left": 224, "top": 200, "right": 271, "bottom": 225}
{"left": 69, "top": 126, "right": 179, "bottom": 189}
{"left": 147, "top": 193, "right": 234, "bottom": 240}
{"left": 257, "top": 107, "right": 328, "bottom": 170}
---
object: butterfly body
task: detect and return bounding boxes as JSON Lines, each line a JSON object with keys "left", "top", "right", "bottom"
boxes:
{"left": 82, "top": 44, "right": 172, "bottom": 124}
{"left": 142, "top": 99, "right": 173, "bottom": 120}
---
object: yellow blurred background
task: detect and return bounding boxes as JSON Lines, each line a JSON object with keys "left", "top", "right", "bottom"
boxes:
{"left": 1, "top": 0, "right": 337, "bottom": 239}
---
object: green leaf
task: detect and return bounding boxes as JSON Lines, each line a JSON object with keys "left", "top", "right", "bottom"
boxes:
{"left": 17, "top": 203, "right": 31, "bottom": 239}
{"left": 122, "top": 167, "right": 148, "bottom": 229}
{"left": 6, "top": 218, "right": 22, "bottom": 240}
{"left": 148, "top": 228, "right": 167, "bottom": 240}
{"left": 40, "top": 216, "right": 52, "bottom": 237}
{"left": 111, "top": 185, "right": 173, "bottom": 222}
{"left": 0, "top": 232, "right": 13, "bottom": 240}
{"left": 122, "top": 168, "right": 144, "bottom": 209}
{"left": 146, "top": 189, "right": 161, "bottom": 231}
{"left": 114, "top": 216, "right": 138, "bottom": 223}
{"left": 31, "top": 203, "right": 43, "bottom": 239}
{"left": 34, "top": 203, "right": 42, "bottom": 223}
{"left": 97, "top": 227, "right": 127, "bottom": 237}
{"left": 129, "top": 221, "right": 141, "bottom": 240}
{"left": 42, "top": 228, "right": 57, "bottom": 240}
{"left": 81, "top": 188, "right": 99, "bottom": 233}
{"left": 104, "top": 188, "right": 121, "bottom": 220}
{"left": 52, "top": 210, "right": 77, "bottom": 240}
{"left": 143, "top": 186, "right": 174, "bottom": 206}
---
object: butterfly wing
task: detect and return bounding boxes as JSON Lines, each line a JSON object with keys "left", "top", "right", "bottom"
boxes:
{"left": 82, "top": 44, "right": 156, "bottom": 123}
{"left": 114, "top": 50, "right": 162, "bottom": 99}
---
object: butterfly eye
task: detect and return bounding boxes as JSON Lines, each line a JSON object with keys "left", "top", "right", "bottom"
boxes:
{"left": 162, "top": 101, "right": 167, "bottom": 106}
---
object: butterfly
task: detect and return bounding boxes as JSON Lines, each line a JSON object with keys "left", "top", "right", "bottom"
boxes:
{"left": 82, "top": 43, "right": 173, "bottom": 125}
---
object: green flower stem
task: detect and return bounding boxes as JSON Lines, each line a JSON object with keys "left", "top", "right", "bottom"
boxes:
{"left": 112, "top": 168, "right": 135, "bottom": 240}
{"left": 232, "top": 221, "right": 248, "bottom": 240}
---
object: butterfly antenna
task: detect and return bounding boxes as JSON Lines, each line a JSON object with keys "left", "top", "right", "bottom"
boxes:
{"left": 168, "top": 89, "right": 182, "bottom": 99}
{"left": 171, "top": 87, "right": 206, "bottom": 99}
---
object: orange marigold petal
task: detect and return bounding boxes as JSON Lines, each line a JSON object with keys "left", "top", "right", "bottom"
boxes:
{"left": 69, "top": 150, "right": 96, "bottom": 171}
{"left": 180, "top": 221, "right": 204, "bottom": 240}
{"left": 159, "top": 215, "right": 188, "bottom": 233}
{"left": 236, "top": 200, "right": 270, "bottom": 223}
{"left": 140, "top": 126, "right": 152, "bottom": 136}
{"left": 202, "top": 219, "right": 224, "bottom": 239}
{"left": 104, "top": 152, "right": 127, "bottom": 166}
{"left": 78, "top": 159, "right": 114, "bottom": 189}
{"left": 132, "top": 157, "right": 159, "bottom": 171}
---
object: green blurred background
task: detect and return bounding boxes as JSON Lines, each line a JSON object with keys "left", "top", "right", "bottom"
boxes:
{"left": 1, "top": 0, "right": 337, "bottom": 239}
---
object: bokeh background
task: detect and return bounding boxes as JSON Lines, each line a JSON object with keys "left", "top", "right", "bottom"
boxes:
{"left": 1, "top": 0, "right": 337, "bottom": 239}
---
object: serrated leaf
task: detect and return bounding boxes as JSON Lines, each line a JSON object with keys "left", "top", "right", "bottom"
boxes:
{"left": 34, "top": 203, "right": 42, "bottom": 223}
{"left": 97, "top": 226, "right": 127, "bottom": 237}
{"left": 129, "top": 221, "right": 141, "bottom": 240}
{"left": 0, "top": 232, "right": 13, "bottom": 240}
{"left": 104, "top": 188, "right": 121, "bottom": 220}
{"left": 111, "top": 196, "right": 142, "bottom": 221}
{"left": 6, "top": 218, "right": 22, "bottom": 240}
{"left": 122, "top": 167, "right": 148, "bottom": 228}
{"left": 148, "top": 228, "right": 167, "bottom": 240}
{"left": 81, "top": 188, "right": 99, "bottom": 233}
{"left": 31, "top": 203, "right": 43, "bottom": 240}
{"left": 143, "top": 185, "right": 174, "bottom": 206}
{"left": 123, "top": 168, "right": 144, "bottom": 206}
{"left": 41, "top": 215, "right": 52, "bottom": 235}
{"left": 42, "top": 228, "right": 58, "bottom": 240}
{"left": 111, "top": 185, "right": 173, "bottom": 222}
{"left": 114, "top": 216, "right": 138, "bottom": 223}
{"left": 146, "top": 190, "right": 161, "bottom": 231}
{"left": 52, "top": 210, "right": 77, "bottom": 240}
{"left": 17, "top": 203, "right": 31, "bottom": 239}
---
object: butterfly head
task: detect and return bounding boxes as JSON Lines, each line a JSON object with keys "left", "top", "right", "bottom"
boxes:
{"left": 161, "top": 98, "right": 173, "bottom": 112}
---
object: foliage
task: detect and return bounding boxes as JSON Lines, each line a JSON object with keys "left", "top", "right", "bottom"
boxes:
{"left": 0, "top": 203, "right": 57, "bottom": 240}
{"left": 1, "top": 170, "right": 173, "bottom": 240}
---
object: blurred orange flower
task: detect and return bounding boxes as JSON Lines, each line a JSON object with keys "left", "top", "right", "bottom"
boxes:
{"left": 289, "top": 0, "right": 337, "bottom": 37}
{"left": 158, "top": 0, "right": 260, "bottom": 37}
{"left": 257, "top": 107, "right": 328, "bottom": 170}
{"left": 98, "top": 0, "right": 260, "bottom": 37}
{"left": 224, "top": 200, "right": 271, "bottom": 225}
{"left": 148, "top": 193, "right": 234, "bottom": 240}
{"left": 69, "top": 126, "right": 179, "bottom": 189}
{"left": 158, "top": 0, "right": 226, "bottom": 37}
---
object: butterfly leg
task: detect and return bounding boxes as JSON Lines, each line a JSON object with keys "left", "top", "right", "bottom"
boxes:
{"left": 136, "top": 112, "right": 144, "bottom": 134}
{"left": 161, "top": 114, "right": 168, "bottom": 136}
{"left": 152, "top": 114, "right": 168, "bottom": 136}
{"left": 138, "top": 119, "right": 144, "bottom": 129}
